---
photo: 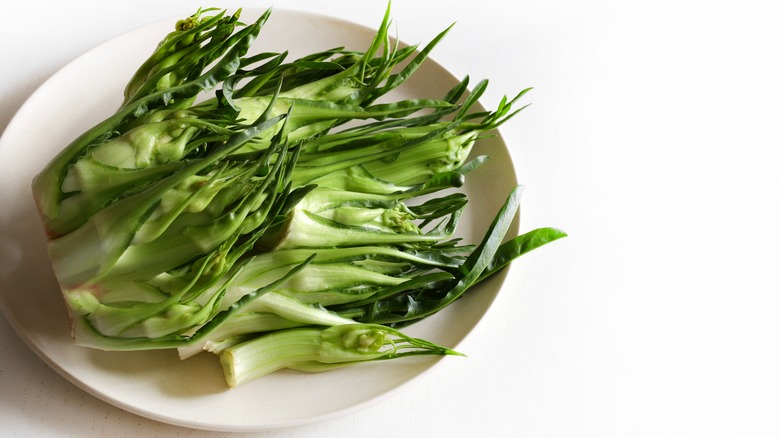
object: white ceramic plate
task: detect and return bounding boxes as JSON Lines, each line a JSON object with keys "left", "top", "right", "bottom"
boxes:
{"left": 0, "top": 9, "right": 518, "bottom": 431}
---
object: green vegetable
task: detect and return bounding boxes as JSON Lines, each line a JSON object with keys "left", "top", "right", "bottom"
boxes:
{"left": 32, "top": 5, "right": 566, "bottom": 388}
{"left": 220, "top": 323, "right": 464, "bottom": 387}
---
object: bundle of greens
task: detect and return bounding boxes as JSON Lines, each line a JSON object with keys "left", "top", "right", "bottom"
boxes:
{"left": 32, "top": 6, "right": 566, "bottom": 387}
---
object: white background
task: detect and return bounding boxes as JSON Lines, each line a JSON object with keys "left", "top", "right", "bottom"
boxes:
{"left": 1, "top": 0, "right": 779, "bottom": 437}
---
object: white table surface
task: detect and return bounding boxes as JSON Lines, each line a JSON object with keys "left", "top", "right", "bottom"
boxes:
{"left": 2, "top": 0, "right": 779, "bottom": 437}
